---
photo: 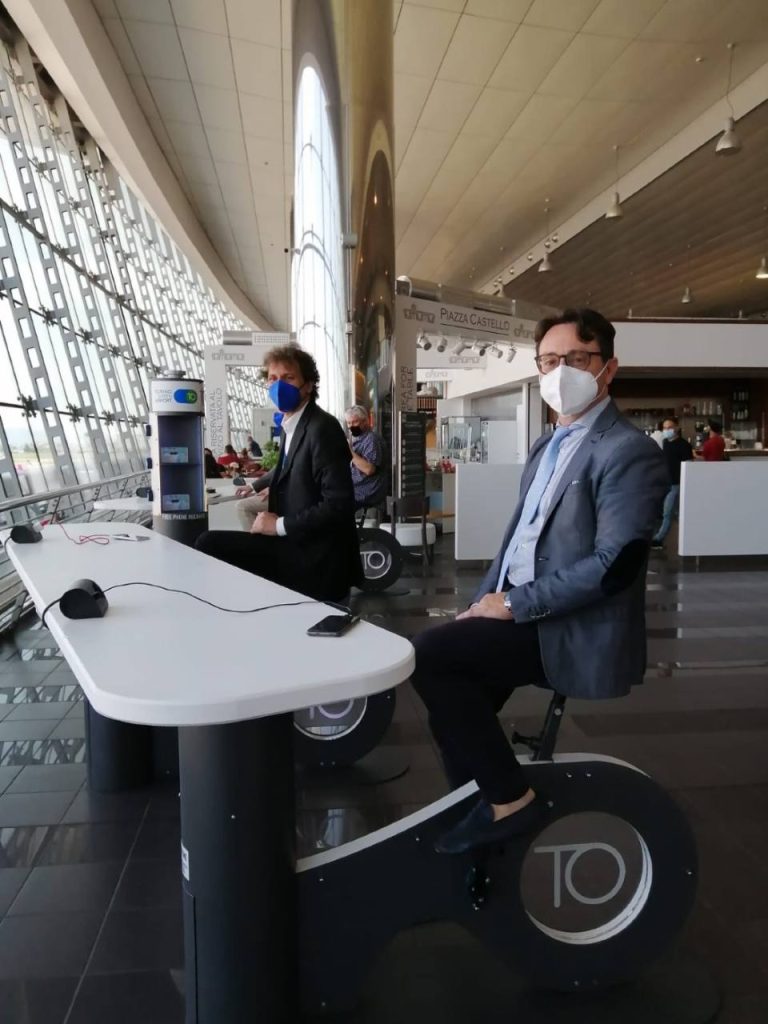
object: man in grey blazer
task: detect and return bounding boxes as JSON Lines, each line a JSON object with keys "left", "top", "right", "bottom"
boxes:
{"left": 411, "top": 308, "right": 668, "bottom": 854}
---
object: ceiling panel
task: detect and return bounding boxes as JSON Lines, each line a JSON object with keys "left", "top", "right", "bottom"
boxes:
{"left": 581, "top": 0, "right": 665, "bottom": 39}
{"left": 171, "top": 0, "right": 227, "bottom": 35}
{"left": 146, "top": 77, "right": 200, "bottom": 124}
{"left": 231, "top": 38, "right": 283, "bottom": 99}
{"left": 204, "top": 126, "right": 247, "bottom": 164}
{"left": 193, "top": 85, "right": 241, "bottom": 130}
{"left": 417, "top": 80, "right": 482, "bottom": 132}
{"left": 179, "top": 28, "right": 236, "bottom": 89}
{"left": 394, "top": 4, "right": 460, "bottom": 80}
{"left": 438, "top": 15, "right": 516, "bottom": 86}
{"left": 226, "top": 0, "right": 282, "bottom": 47}
{"left": 115, "top": 0, "right": 172, "bottom": 23}
{"left": 460, "top": 87, "right": 529, "bottom": 137}
{"left": 524, "top": 0, "right": 601, "bottom": 32}
{"left": 538, "top": 33, "right": 630, "bottom": 100}
{"left": 239, "top": 94, "right": 284, "bottom": 140}
{"left": 464, "top": 0, "right": 529, "bottom": 21}
{"left": 488, "top": 24, "right": 575, "bottom": 93}
{"left": 123, "top": 19, "right": 188, "bottom": 79}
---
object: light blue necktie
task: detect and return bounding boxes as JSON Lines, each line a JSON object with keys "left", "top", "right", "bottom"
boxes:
{"left": 496, "top": 425, "right": 575, "bottom": 591}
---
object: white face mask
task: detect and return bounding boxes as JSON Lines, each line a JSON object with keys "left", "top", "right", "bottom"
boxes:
{"left": 539, "top": 362, "right": 608, "bottom": 417}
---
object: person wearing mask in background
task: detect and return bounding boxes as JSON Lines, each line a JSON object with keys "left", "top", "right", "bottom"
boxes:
{"left": 698, "top": 419, "right": 727, "bottom": 461}
{"left": 345, "top": 404, "right": 388, "bottom": 511}
{"left": 651, "top": 417, "right": 692, "bottom": 550}
{"left": 217, "top": 443, "right": 239, "bottom": 467}
{"left": 247, "top": 434, "right": 263, "bottom": 458}
{"left": 410, "top": 308, "right": 667, "bottom": 855}
{"left": 195, "top": 345, "right": 360, "bottom": 602}
{"left": 204, "top": 448, "right": 224, "bottom": 480}
{"left": 650, "top": 420, "right": 665, "bottom": 448}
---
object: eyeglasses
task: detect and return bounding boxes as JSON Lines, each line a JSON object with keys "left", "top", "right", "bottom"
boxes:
{"left": 535, "top": 350, "right": 604, "bottom": 373}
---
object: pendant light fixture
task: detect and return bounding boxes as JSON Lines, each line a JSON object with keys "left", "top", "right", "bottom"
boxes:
{"left": 539, "top": 200, "right": 553, "bottom": 271}
{"left": 715, "top": 43, "right": 741, "bottom": 154}
{"left": 757, "top": 205, "right": 768, "bottom": 279}
{"left": 606, "top": 144, "right": 623, "bottom": 219}
{"left": 680, "top": 243, "right": 693, "bottom": 304}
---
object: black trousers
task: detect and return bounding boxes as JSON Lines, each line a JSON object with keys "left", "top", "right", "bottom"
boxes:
{"left": 194, "top": 529, "right": 340, "bottom": 602}
{"left": 410, "top": 617, "right": 548, "bottom": 804}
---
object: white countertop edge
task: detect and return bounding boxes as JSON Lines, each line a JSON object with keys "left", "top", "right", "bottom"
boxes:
{"left": 41, "top": 606, "right": 414, "bottom": 726}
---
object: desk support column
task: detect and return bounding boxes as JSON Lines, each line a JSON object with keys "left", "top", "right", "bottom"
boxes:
{"left": 179, "top": 715, "right": 297, "bottom": 1024}
{"left": 84, "top": 699, "right": 153, "bottom": 792}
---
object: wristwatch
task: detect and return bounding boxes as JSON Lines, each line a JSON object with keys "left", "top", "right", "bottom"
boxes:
{"left": 503, "top": 590, "right": 514, "bottom": 612}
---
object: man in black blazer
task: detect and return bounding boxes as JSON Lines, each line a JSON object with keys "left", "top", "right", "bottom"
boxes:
{"left": 195, "top": 345, "right": 361, "bottom": 602}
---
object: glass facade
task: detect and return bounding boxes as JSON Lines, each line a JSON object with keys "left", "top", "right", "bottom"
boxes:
{"left": 0, "top": 38, "right": 265, "bottom": 504}
{"left": 292, "top": 65, "right": 347, "bottom": 421}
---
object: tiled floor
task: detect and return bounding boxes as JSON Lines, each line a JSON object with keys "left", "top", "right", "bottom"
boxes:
{"left": 0, "top": 538, "right": 766, "bottom": 1022}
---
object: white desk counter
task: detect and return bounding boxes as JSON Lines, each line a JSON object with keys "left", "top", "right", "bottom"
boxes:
{"left": 6, "top": 522, "right": 413, "bottom": 726}
{"left": 5, "top": 520, "right": 414, "bottom": 1023}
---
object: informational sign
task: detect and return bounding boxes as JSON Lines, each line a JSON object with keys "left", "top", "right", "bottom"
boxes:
{"left": 399, "top": 411, "right": 426, "bottom": 498}
{"left": 149, "top": 377, "right": 204, "bottom": 415}
{"left": 396, "top": 295, "right": 536, "bottom": 371}
{"left": 204, "top": 332, "right": 290, "bottom": 452}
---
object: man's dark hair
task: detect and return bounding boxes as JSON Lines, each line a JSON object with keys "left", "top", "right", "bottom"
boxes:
{"left": 224, "top": 444, "right": 236, "bottom": 455}
{"left": 535, "top": 308, "right": 615, "bottom": 361}
{"left": 263, "top": 344, "right": 319, "bottom": 400}
{"left": 707, "top": 419, "right": 722, "bottom": 434}
{"left": 664, "top": 416, "right": 680, "bottom": 428}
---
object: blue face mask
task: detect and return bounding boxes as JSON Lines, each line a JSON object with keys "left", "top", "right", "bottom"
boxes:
{"left": 268, "top": 379, "right": 303, "bottom": 413}
{"left": 662, "top": 428, "right": 676, "bottom": 440}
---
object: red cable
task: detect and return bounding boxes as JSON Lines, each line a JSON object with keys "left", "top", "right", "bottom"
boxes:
{"left": 58, "top": 523, "right": 111, "bottom": 546}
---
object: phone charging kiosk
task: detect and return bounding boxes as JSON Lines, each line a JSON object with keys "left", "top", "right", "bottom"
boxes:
{"left": 148, "top": 372, "right": 207, "bottom": 547}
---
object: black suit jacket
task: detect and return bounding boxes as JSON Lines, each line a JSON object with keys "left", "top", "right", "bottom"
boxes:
{"left": 254, "top": 401, "right": 361, "bottom": 600}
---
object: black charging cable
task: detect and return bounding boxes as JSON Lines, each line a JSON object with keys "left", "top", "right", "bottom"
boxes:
{"left": 40, "top": 582, "right": 351, "bottom": 630}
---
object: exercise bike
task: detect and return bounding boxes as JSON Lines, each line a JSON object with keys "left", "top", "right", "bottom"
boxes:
{"left": 355, "top": 504, "right": 405, "bottom": 593}
{"left": 297, "top": 692, "right": 699, "bottom": 1015}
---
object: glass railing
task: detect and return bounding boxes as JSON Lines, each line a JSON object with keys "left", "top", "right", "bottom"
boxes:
{"left": 0, "top": 470, "right": 150, "bottom": 634}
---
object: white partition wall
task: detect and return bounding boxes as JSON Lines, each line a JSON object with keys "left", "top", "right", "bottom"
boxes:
{"left": 679, "top": 461, "right": 768, "bottom": 556}
{"left": 455, "top": 463, "right": 524, "bottom": 560}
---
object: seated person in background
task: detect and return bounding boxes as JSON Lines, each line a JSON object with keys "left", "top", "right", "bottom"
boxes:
{"left": 217, "top": 444, "right": 240, "bottom": 467}
{"left": 195, "top": 344, "right": 361, "bottom": 602}
{"left": 247, "top": 435, "right": 263, "bottom": 458}
{"left": 698, "top": 419, "right": 726, "bottom": 461}
{"left": 345, "top": 404, "right": 388, "bottom": 511}
{"left": 204, "top": 448, "right": 224, "bottom": 479}
{"left": 410, "top": 308, "right": 667, "bottom": 855}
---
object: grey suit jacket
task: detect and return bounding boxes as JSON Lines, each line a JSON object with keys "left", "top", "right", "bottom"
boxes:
{"left": 475, "top": 400, "right": 668, "bottom": 699}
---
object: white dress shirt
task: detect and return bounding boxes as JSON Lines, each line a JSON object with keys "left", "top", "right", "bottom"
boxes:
{"left": 274, "top": 401, "right": 309, "bottom": 537}
{"left": 504, "top": 396, "right": 610, "bottom": 587}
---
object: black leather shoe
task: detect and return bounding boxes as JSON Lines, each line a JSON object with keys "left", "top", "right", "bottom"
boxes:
{"left": 434, "top": 796, "right": 545, "bottom": 855}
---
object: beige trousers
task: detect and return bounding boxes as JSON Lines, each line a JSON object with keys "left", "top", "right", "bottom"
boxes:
{"left": 237, "top": 493, "right": 268, "bottom": 531}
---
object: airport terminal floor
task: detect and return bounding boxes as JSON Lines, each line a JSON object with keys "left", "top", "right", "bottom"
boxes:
{"left": 0, "top": 535, "right": 765, "bottom": 1023}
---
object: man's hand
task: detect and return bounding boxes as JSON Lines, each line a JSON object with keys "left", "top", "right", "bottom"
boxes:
{"left": 456, "top": 593, "right": 513, "bottom": 621}
{"left": 251, "top": 512, "right": 279, "bottom": 536}
{"left": 236, "top": 485, "right": 254, "bottom": 498}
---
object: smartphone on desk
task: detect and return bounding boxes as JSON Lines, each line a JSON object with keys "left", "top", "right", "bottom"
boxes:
{"left": 307, "top": 613, "right": 360, "bottom": 637}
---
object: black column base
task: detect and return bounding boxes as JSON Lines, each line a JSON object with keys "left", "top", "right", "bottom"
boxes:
{"left": 179, "top": 715, "right": 297, "bottom": 1024}
{"left": 84, "top": 699, "right": 153, "bottom": 793}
